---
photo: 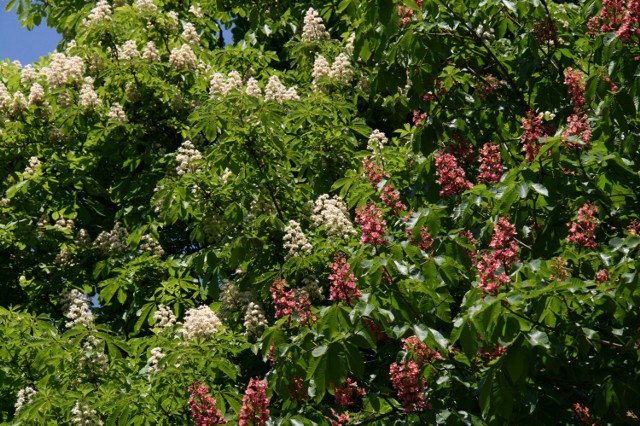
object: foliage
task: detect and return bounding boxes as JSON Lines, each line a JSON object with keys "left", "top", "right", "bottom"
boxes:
{"left": 1, "top": 0, "right": 640, "bottom": 424}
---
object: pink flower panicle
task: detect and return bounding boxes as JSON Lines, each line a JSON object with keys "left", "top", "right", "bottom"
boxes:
{"left": 332, "top": 378, "right": 366, "bottom": 408}
{"left": 627, "top": 219, "right": 640, "bottom": 235}
{"left": 549, "top": 256, "right": 569, "bottom": 282}
{"left": 477, "top": 142, "right": 503, "bottom": 184}
{"left": 476, "top": 217, "right": 520, "bottom": 294}
{"left": 563, "top": 68, "right": 592, "bottom": 150}
{"left": 447, "top": 134, "right": 476, "bottom": 166}
{"left": 188, "top": 382, "right": 227, "bottom": 425}
{"left": 412, "top": 110, "right": 427, "bottom": 126}
{"left": 239, "top": 378, "right": 270, "bottom": 426}
{"left": 407, "top": 225, "right": 434, "bottom": 251}
{"left": 327, "top": 409, "right": 351, "bottom": 426}
{"left": 288, "top": 377, "right": 309, "bottom": 401}
{"left": 389, "top": 360, "right": 430, "bottom": 413}
{"left": 381, "top": 184, "right": 407, "bottom": 214}
{"left": 563, "top": 113, "right": 592, "bottom": 149}
{"left": 477, "top": 75, "right": 501, "bottom": 101}
{"left": 588, "top": 0, "right": 639, "bottom": 43}
{"left": 573, "top": 402, "right": 597, "bottom": 426}
{"left": 270, "top": 278, "right": 315, "bottom": 325}
{"left": 521, "top": 110, "right": 546, "bottom": 162}
{"left": 435, "top": 150, "right": 473, "bottom": 196}
{"left": 478, "top": 344, "right": 507, "bottom": 362}
{"left": 398, "top": 0, "right": 423, "bottom": 26}
{"left": 596, "top": 269, "right": 609, "bottom": 284}
{"left": 532, "top": 15, "right": 559, "bottom": 45}
{"left": 564, "top": 68, "right": 587, "bottom": 113}
{"left": 355, "top": 203, "right": 388, "bottom": 247}
{"left": 328, "top": 252, "right": 362, "bottom": 304}
{"left": 362, "top": 156, "right": 386, "bottom": 189}
{"left": 402, "top": 336, "right": 443, "bottom": 364}
{"left": 567, "top": 203, "right": 599, "bottom": 249}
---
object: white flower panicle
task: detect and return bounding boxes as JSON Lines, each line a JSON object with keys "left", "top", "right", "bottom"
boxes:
{"left": 169, "top": 44, "right": 198, "bottom": 70}
{"left": 41, "top": 53, "right": 85, "bottom": 88}
{"left": 209, "top": 71, "right": 243, "bottom": 96}
{"left": 23, "top": 156, "right": 41, "bottom": 178}
{"left": 329, "top": 53, "right": 353, "bottom": 83}
{"left": 71, "top": 401, "right": 104, "bottom": 426}
{"left": 176, "top": 140, "right": 203, "bottom": 175}
{"left": 312, "top": 55, "right": 331, "bottom": 82}
{"left": 28, "top": 83, "right": 45, "bottom": 105}
{"left": 189, "top": 5, "right": 203, "bottom": 18}
{"left": 93, "top": 222, "right": 129, "bottom": 254}
{"left": 221, "top": 167, "right": 233, "bottom": 184}
{"left": 78, "top": 335, "right": 109, "bottom": 375}
{"left": 182, "top": 22, "right": 200, "bottom": 45}
{"left": 245, "top": 77, "right": 262, "bottom": 97}
{"left": 140, "top": 234, "right": 164, "bottom": 256}
{"left": 20, "top": 65, "right": 38, "bottom": 84}
{"left": 283, "top": 220, "right": 313, "bottom": 258}
{"left": 147, "top": 347, "right": 165, "bottom": 373}
{"left": 153, "top": 304, "right": 177, "bottom": 328}
{"left": 243, "top": 302, "right": 268, "bottom": 338}
{"left": 346, "top": 33, "right": 356, "bottom": 54}
{"left": 79, "top": 77, "right": 102, "bottom": 109}
{"left": 302, "top": 7, "right": 329, "bottom": 42}
{"left": 134, "top": 0, "right": 157, "bottom": 13}
{"left": 142, "top": 41, "right": 160, "bottom": 61}
{"left": 36, "top": 213, "right": 49, "bottom": 227}
{"left": 118, "top": 40, "right": 140, "bottom": 60}
{"left": 310, "top": 194, "right": 356, "bottom": 237}
{"left": 64, "top": 289, "right": 95, "bottom": 328}
{"left": 264, "top": 75, "right": 299, "bottom": 102}
{"left": 76, "top": 229, "right": 92, "bottom": 246}
{"left": 219, "top": 282, "right": 254, "bottom": 320}
{"left": 84, "top": 0, "right": 112, "bottom": 26}
{"left": 10, "top": 92, "right": 28, "bottom": 114}
{"left": 0, "top": 82, "right": 11, "bottom": 111}
{"left": 15, "top": 386, "right": 37, "bottom": 413}
{"left": 166, "top": 10, "right": 179, "bottom": 29}
{"left": 367, "top": 129, "right": 388, "bottom": 152}
{"left": 107, "top": 102, "right": 128, "bottom": 123}
{"left": 55, "top": 217, "right": 75, "bottom": 231}
{"left": 182, "top": 305, "right": 223, "bottom": 339}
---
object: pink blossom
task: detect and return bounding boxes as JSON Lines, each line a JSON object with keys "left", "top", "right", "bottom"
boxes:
{"left": 188, "top": 382, "right": 227, "bottom": 425}
{"left": 329, "top": 253, "right": 361, "bottom": 304}
{"left": 270, "top": 278, "right": 315, "bottom": 325}
{"left": 564, "top": 68, "right": 587, "bottom": 113}
{"left": 402, "top": 336, "right": 443, "bottom": 364}
{"left": 327, "top": 409, "right": 351, "bottom": 426}
{"left": 567, "top": 203, "right": 599, "bottom": 249}
{"left": 331, "top": 378, "right": 366, "bottom": 408}
{"left": 521, "top": 110, "right": 546, "bottom": 162}
{"left": 563, "top": 113, "right": 591, "bottom": 149}
{"left": 355, "top": 203, "right": 388, "bottom": 247}
{"left": 435, "top": 150, "right": 473, "bottom": 196}
{"left": 476, "top": 217, "right": 519, "bottom": 293}
{"left": 596, "top": 269, "right": 609, "bottom": 284}
{"left": 477, "top": 142, "right": 503, "bottom": 184}
{"left": 389, "top": 360, "right": 430, "bottom": 413}
{"left": 381, "top": 184, "right": 407, "bottom": 214}
{"left": 362, "top": 156, "right": 386, "bottom": 189}
{"left": 239, "top": 378, "right": 270, "bottom": 426}
{"left": 573, "top": 402, "right": 597, "bottom": 426}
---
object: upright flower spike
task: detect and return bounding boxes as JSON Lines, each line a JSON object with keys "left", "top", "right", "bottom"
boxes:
{"left": 189, "top": 382, "right": 227, "bottom": 425}
{"left": 521, "top": 110, "right": 546, "bottom": 162}
{"left": 434, "top": 150, "right": 473, "bottom": 196}
{"left": 477, "top": 142, "right": 503, "bottom": 184}
{"left": 567, "top": 202, "right": 599, "bottom": 249}
{"left": 476, "top": 216, "right": 520, "bottom": 294}
{"left": 389, "top": 360, "right": 430, "bottom": 413}
{"left": 239, "top": 378, "right": 270, "bottom": 426}
{"left": 301, "top": 8, "right": 329, "bottom": 42}
{"left": 355, "top": 203, "right": 387, "bottom": 247}
{"left": 328, "top": 252, "right": 361, "bottom": 304}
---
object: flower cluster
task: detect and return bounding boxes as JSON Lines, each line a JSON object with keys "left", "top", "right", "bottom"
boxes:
{"left": 245, "top": 78, "right": 262, "bottom": 97}
{"left": 328, "top": 252, "right": 361, "bottom": 304}
{"left": 328, "top": 53, "right": 353, "bottom": 83}
{"left": 563, "top": 68, "right": 591, "bottom": 149}
{"left": 140, "top": 234, "right": 164, "bottom": 256}
{"left": 310, "top": 194, "right": 356, "bottom": 238}
{"left": 14, "top": 386, "right": 37, "bottom": 413}
{"left": 407, "top": 225, "right": 434, "bottom": 252}
{"left": 355, "top": 203, "right": 387, "bottom": 247}
{"left": 28, "top": 83, "right": 45, "bottom": 105}
{"left": 282, "top": 220, "right": 313, "bottom": 258}
{"left": 301, "top": 8, "right": 329, "bottom": 42}
{"left": 209, "top": 71, "right": 243, "bottom": 96}
{"left": 79, "top": 77, "right": 102, "bottom": 109}
{"left": 327, "top": 409, "right": 351, "bottom": 426}
{"left": 182, "top": 306, "right": 223, "bottom": 340}
{"left": 64, "top": 289, "right": 95, "bottom": 328}
{"left": 398, "top": 0, "right": 424, "bottom": 26}
{"left": 176, "top": 140, "right": 204, "bottom": 175}
{"left": 389, "top": 360, "right": 430, "bottom": 412}
{"left": 367, "top": 129, "right": 388, "bottom": 153}
{"left": 84, "top": 0, "right": 112, "bottom": 26}
{"left": 476, "top": 75, "right": 501, "bottom": 101}
{"left": 363, "top": 156, "right": 386, "bottom": 188}
{"left": 153, "top": 304, "right": 177, "bottom": 328}
{"left": 477, "top": 142, "right": 503, "bottom": 184}
{"left": 549, "top": 256, "right": 569, "bottom": 281}
{"left": 264, "top": 75, "right": 299, "bottom": 103}
{"left": 147, "top": 347, "right": 165, "bottom": 374}
{"left": 142, "top": 41, "right": 160, "bottom": 61}
{"left": 23, "top": 156, "right": 41, "bottom": 178}
{"left": 435, "top": 150, "right": 473, "bottom": 196}
{"left": 182, "top": 22, "right": 201, "bottom": 45}
{"left": 189, "top": 382, "right": 227, "bottom": 425}
{"left": 134, "top": 0, "right": 158, "bottom": 13}
{"left": 219, "top": 282, "right": 254, "bottom": 321}
{"left": 588, "top": 0, "right": 640, "bottom": 43}
{"left": 71, "top": 401, "right": 103, "bottom": 426}
{"left": 189, "top": 5, "right": 203, "bottom": 18}
{"left": 169, "top": 44, "right": 198, "bottom": 70}
{"left": 239, "top": 378, "right": 270, "bottom": 426}
{"left": 41, "top": 53, "right": 85, "bottom": 88}
{"left": 476, "top": 216, "right": 520, "bottom": 293}
{"left": 521, "top": 110, "right": 547, "bottom": 162}
{"left": 567, "top": 202, "right": 599, "bottom": 249}
{"left": 332, "top": 378, "right": 366, "bottom": 408}
{"left": 596, "top": 269, "right": 609, "bottom": 284}
{"left": 402, "top": 335, "right": 443, "bottom": 364}
{"left": 381, "top": 184, "right": 407, "bottom": 214}
{"left": 243, "top": 302, "right": 268, "bottom": 338}
{"left": 270, "top": 278, "right": 315, "bottom": 325}
{"left": 572, "top": 402, "right": 596, "bottom": 426}
{"left": 107, "top": 102, "right": 127, "bottom": 123}
{"left": 94, "top": 222, "right": 129, "bottom": 254}
{"left": 312, "top": 55, "right": 331, "bottom": 82}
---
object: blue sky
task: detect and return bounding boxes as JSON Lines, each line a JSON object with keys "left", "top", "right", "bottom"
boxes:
{"left": 0, "top": 2, "right": 61, "bottom": 64}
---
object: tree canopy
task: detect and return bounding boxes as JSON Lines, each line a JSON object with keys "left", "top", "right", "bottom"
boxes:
{"left": 1, "top": 0, "right": 640, "bottom": 424}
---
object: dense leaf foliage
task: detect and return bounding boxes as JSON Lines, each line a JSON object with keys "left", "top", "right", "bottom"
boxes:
{"left": 2, "top": 0, "right": 640, "bottom": 424}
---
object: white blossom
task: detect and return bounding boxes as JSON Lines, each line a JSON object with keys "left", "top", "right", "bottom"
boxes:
{"left": 176, "top": 140, "right": 203, "bottom": 175}
{"left": 329, "top": 53, "right": 353, "bottom": 83}
{"left": 0, "top": 82, "right": 11, "bottom": 111}
{"left": 10, "top": 92, "right": 28, "bottom": 114}
{"left": 182, "top": 305, "right": 223, "bottom": 340}
{"left": 169, "top": 44, "right": 197, "bottom": 70}
{"left": 221, "top": 167, "right": 233, "bottom": 183}
{"left": 189, "top": 4, "right": 203, "bottom": 18}
{"left": 264, "top": 75, "right": 299, "bottom": 103}
{"left": 107, "top": 102, "right": 128, "bottom": 123}
{"left": 28, "top": 83, "right": 45, "bottom": 105}
{"left": 310, "top": 194, "right": 356, "bottom": 237}
{"left": 140, "top": 234, "right": 164, "bottom": 256}
{"left": 312, "top": 54, "right": 331, "bottom": 82}
{"left": 20, "top": 65, "right": 38, "bottom": 84}
{"left": 84, "top": 0, "right": 112, "bottom": 26}
{"left": 118, "top": 40, "right": 140, "bottom": 60}
{"left": 64, "top": 289, "right": 95, "bottom": 329}
{"left": 243, "top": 302, "right": 268, "bottom": 338}
{"left": 14, "top": 387, "right": 37, "bottom": 413}
{"left": 41, "top": 53, "right": 85, "bottom": 88}
{"left": 55, "top": 218, "right": 75, "bottom": 231}
{"left": 71, "top": 401, "right": 103, "bottom": 426}
{"left": 283, "top": 220, "right": 313, "bottom": 258}
{"left": 78, "top": 335, "right": 109, "bottom": 375}
{"left": 147, "top": 347, "right": 165, "bottom": 373}
{"left": 79, "top": 77, "right": 102, "bottom": 109}
{"left": 134, "top": 0, "right": 157, "bottom": 13}
{"left": 23, "top": 156, "right": 41, "bottom": 178}
{"left": 367, "top": 129, "right": 388, "bottom": 152}
{"left": 245, "top": 77, "right": 262, "bottom": 97}
{"left": 346, "top": 32, "right": 356, "bottom": 55}
{"left": 142, "top": 41, "right": 160, "bottom": 61}
{"left": 182, "top": 22, "right": 200, "bottom": 45}
{"left": 153, "top": 304, "right": 176, "bottom": 328}
{"left": 301, "top": 7, "right": 329, "bottom": 42}
{"left": 93, "top": 222, "right": 129, "bottom": 254}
